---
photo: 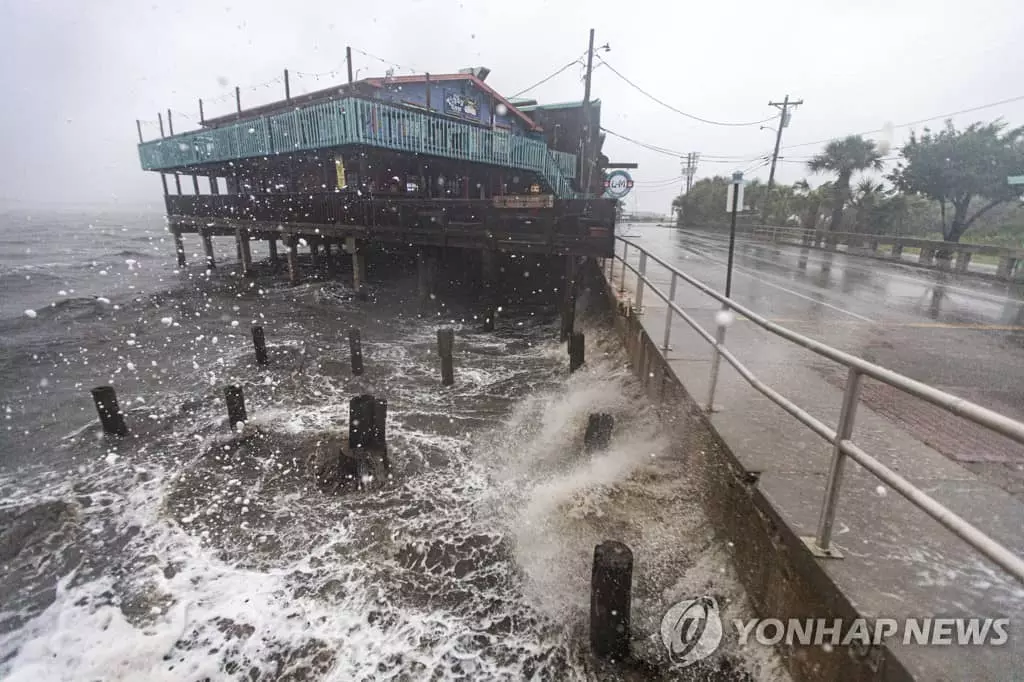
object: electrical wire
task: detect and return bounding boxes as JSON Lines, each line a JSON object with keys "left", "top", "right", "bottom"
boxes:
{"left": 596, "top": 58, "right": 778, "bottom": 127}
{"left": 508, "top": 57, "right": 586, "bottom": 100}
{"left": 601, "top": 127, "right": 767, "bottom": 166}
{"left": 781, "top": 93, "right": 1024, "bottom": 150}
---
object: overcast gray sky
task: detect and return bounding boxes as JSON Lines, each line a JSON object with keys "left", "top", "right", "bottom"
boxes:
{"left": 2, "top": 0, "right": 1023, "bottom": 213}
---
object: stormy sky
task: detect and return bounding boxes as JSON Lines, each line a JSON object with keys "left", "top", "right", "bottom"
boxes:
{"left": 1, "top": 0, "right": 1022, "bottom": 213}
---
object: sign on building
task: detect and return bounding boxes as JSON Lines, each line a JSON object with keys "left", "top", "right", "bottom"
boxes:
{"left": 603, "top": 170, "right": 634, "bottom": 199}
{"left": 493, "top": 194, "right": 555, "bottom": 209}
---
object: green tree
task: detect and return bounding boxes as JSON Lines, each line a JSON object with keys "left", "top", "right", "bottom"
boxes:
{"left": 889, "top": 120, "right": 1024, "bottom": 242}
{"left": 674, "top": 176, "right": 729, "bottom": 226}
{"left": 807, "top": 135, "right": 884, "bottom": 232}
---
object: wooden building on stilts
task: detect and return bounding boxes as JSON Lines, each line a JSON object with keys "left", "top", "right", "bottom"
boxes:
{"left": 136, "top": 60, "right": 615, "bottom": 294}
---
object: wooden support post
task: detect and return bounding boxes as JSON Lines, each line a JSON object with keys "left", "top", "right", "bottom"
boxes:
{"left": 425, "top": 73, "right": 431, "bottom": 109}
{"left": 346, "top": 236, "right": 365, "bottom": 295}
{"left": 191, "top": 175, "right": 200, "bottom": 195}
{"left": 349, "top": 328, "right": 364, "bottom": 376}
{"left": 437, "top": 328, "right": 455, "bottom": 386}
{"left": 251, "top": 325, "right": 268, "bottom": 366}
{"left": 172, "top": 229, "right": 186, "bottom": 267}
{"left": 483, "top": 307, "right": 496, "bottom": 332}
{"left": 91, "top": 386, "right": 128, "bottom": 436}
{"left": 235, "top": 86, "right": 241, "bottom": 115}
{"left": 174, "top": 173, "right": 182, "bottom": 195}
{"left": 346, "top": 46, "right": 354, "bottom": 83}
{"left": 569, "top": 331, "right": 585, "bottom": 373}
{"left": 160, "top": 173, "right": 169, "bottom": 196}
{"left": 158, "top": 112, "right": 165, "bottom": 137}
{"left": 198, "top": 98, "right": 204, "bottom": 124}
{"left": 225, "top": 385, "right": 247, "bottom": 428}
{"left": 209, "top": 176, "right": 220, "bottom": 194}
{"left": 136, "top": 119, "right": 143, "bottom": 143}
{"left": 590, "top": 541, "right": 633, "bottom": 660}
{"left": 584, "top": 414, "right": 614, "bottom": 453}
{"left": 417, "top": 250, "right": 432, "bottom": 302}
{"left": 561, "top": 296, "right": 576, "bottom": 343}
{"left": 310, "top": 241, "right": 320, "bottom": 269}
{"left": 284, "top": 69, "right": 291, "bottom": 101}
{"left": 561, "top": 255, "right": 578, "bottom": 342}
{"left": 267, "top": 237, "right": 278, "bottom": 264}
{"left": 287, "top": 237, "right": 300, "bottom": 285}
{"left": 201, "top": 231, "right": 216, "bottom": 268}
{"left": 166, "top": 109, "right": 174, "bottom": 136}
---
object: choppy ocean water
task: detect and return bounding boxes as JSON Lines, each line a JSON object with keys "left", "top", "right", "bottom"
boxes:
{"left": 0, "top": 210, "right": 786, "bottom": 681}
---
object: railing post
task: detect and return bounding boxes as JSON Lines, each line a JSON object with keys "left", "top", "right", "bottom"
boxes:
{"left": 634, "top": 251, "right": 647, "bottom": 313}
{"left": 661, "top": 272, "right": 677, "bottom": 351}
{"left": 705, "top": 307, "right": 728, "bottom": 412}
{"left": 811, "top": 367, "right": 862, "bottom": 556}
{"left": 618, "top": 243, "right": 628, "bottom": 294}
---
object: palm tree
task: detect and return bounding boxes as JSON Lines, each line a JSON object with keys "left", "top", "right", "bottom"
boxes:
{"left": 807, "top": 136, "right": 884, "bottom": 232}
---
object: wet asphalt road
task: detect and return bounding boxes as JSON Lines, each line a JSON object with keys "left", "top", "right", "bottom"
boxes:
{"left": 616, "top": 224, "right": 1024, "bottom": 494}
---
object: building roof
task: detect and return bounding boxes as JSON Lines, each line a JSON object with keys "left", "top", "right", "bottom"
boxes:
{"left": 363, "top": 73, "right": 541, "bottom": 131}
{"left": 199, "top": 72, "right": 541, "bottom": 132}
{"left": 517, "top": 99, "right": 601, "bottom": 112}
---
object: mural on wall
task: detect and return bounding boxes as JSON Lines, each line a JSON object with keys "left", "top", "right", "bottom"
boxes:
{"left": 444, "top": 90, "right": 481, "bottom": 120}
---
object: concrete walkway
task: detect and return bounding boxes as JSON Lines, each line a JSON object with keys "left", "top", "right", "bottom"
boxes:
{"left": 608, "top": 225, "right": 1024, "bottom": 681}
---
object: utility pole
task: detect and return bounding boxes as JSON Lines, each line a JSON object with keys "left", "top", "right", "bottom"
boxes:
{"left": 581, "top": 28, "right": 596, "bottom": 196}
{"left": 766, "top": 95, "right": 803, "bottom": 192}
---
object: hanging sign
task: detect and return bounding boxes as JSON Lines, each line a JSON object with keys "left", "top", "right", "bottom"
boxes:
{"left": 603, "top": 170, "right": 634, "bottom": 199}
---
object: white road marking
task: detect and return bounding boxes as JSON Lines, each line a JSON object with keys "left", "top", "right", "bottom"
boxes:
{"left": 682, "top": 230, "right": 1022, "bottom": 307}
{"left": 673, "top": 240, "right": 876, "bottom": 323}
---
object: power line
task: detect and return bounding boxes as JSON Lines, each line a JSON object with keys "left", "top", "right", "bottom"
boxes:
{"left": 781, "top": 93, "right": 1024, "bottom": 150}
{"left": 508, "top": 56, "right": 587, "bottom": 99}
{"left": 596, "top": 58, "right": 778, "bottom": 127}
{"left": 601, "top": 127, "right": 764, "bottom": 164}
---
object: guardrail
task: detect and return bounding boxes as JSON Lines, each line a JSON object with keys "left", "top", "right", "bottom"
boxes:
{"left": 607, "top": 236, "right": 1024, "bottom": 584}
{"left": 700, "top": 223, "right": 1024, "bottom": 281}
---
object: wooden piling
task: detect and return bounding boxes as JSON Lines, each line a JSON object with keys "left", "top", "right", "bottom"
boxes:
{"left": 201, "top": 231, "right": 216, "bottom": 268}
{"left": 560, "top": 296, "right": 576, "bottom": 343}
{"left": 590, "top": 541, "right": 633, "bottom": 660}
{"left": 236, "top": 228, "right": 253, "bottom": 277}
{"left": 172, "top": 230, "right": 186, "bottom": 267}
{"left": 91, "top": 386, "right": 128, "bottom": 436}
{"left": 287, "top": 237, "right": 300, "bottom": 285}
{"left": 584, "top": 413, "right": 614, "bottom": 453}
{"left": 225, "top": 385, "right": 247, "bottom": 428}
{"left": 251, "top": 325, "right": 268, "bottom": 366}
{"left": 349, "top": 327, "right": 364, "bottom": 376}
{"left": 437, "top": 328, "right": 455, "bottom": 386}
{"left": 267, "top": 237, "right": 279, "bottom": 265}
{"left": 569, "top": 331, "right": 585, "bottom": 373}
{"left": 349, "top": 394, "right": 386, "bottom": 449}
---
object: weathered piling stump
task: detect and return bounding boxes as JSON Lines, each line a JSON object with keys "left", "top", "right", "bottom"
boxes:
{"left": 225, "top": 385, "right": 247, "bottom": 428}
{"left": 584, "top": 413, "right": 614, "bottom": 453}
{"left": 349, "top": 327, "right": 364, "bottom": 376}
{"left": 437, "top": 328, "right": 455, "bottom": 386}
{"left": 251, "top": 325, "right": 269, "bottom": 366}
{"left": 569, "top": 331, "right": 585, "bottom": 373}
{"left": 591, "top": 540, "right": 633, "bottom": 661}
{"left": 91, "top": 386, "right": 128, "bottom": 436}
{"left": 325, "top": 394, "right": 388, "bottom": 492}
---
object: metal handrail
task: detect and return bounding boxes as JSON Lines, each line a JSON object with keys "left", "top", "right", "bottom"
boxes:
{"left": 609, "top": 236, "right": 1024, "bottom": 584}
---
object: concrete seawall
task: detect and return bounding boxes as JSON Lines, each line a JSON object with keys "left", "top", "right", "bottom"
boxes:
{"left": 587, "top": 258, "right": 919, "bottom": 682}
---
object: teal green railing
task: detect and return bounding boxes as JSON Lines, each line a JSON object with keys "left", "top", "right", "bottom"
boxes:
{"left": 138, "top": 98, "right": 580, "bottom": 197}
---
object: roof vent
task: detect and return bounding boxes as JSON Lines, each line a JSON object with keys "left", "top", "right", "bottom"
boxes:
{"left": 458, "top": 67, "right": 491, "bottom": 81}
